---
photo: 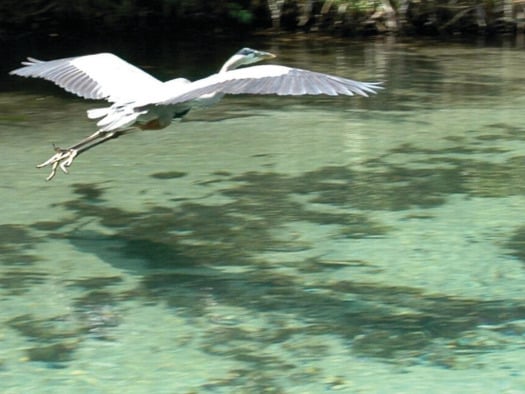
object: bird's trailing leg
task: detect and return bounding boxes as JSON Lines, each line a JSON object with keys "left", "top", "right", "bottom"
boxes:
{"left": 37, "top": 129, "right": 125, "bottom": 181}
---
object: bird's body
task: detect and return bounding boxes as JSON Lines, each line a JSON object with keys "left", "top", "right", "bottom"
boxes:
{"left": 10, "top": 48, "right": 382, "bottom": 180}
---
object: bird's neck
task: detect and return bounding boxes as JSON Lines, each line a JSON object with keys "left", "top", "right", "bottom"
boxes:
{"left": 219, "top": 55, "right": 245, "bottom": 73}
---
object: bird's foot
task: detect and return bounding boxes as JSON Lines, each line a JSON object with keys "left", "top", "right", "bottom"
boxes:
{"left": 37, "top": 145, "right": 78, "bottom": 181}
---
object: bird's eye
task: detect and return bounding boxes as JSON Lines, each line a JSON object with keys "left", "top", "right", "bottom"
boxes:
{"left": 237, "top": 48, "right": 253, "bottom": 56}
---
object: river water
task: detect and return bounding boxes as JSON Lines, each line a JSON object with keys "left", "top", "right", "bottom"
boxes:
{"left": 1, "top": 36, "right": 525, "bottom": 393}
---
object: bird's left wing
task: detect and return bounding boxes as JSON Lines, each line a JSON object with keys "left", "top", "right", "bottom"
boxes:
{"left": 10, "top": 53, "right": 163, "bottom": 103}
{"left": 156, "top": 65, "right": 382, "bottom": 106}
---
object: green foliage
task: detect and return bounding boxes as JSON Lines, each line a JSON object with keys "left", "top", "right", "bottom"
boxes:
{"left": 227, "top": 2, "right": 254, "bottom": 24}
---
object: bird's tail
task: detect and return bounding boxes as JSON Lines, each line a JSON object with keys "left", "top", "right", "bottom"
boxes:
{"left": 87, "top": 107, "right": 111, "bottom": 119}
{"left": 86, "top": 104, "right": 146, "bottom": 132}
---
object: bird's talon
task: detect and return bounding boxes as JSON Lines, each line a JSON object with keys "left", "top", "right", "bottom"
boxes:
{"left": 38, "top": 148, "right": 78, "bottom": 180}
{"left": 59, "top": 156, "right": 74, "bottom": 174}
{"left": 52, "top": 143, "right": 64, "bottom": 153}
{"left": 59, "top": 162, "right": 69, "bottom": 174}
{"left": 45, "top": 162, "right": 59, "bottom": 181}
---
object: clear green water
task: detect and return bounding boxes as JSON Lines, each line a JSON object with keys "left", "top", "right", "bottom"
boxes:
{"left": 1, "top": 37, "right": 525, "bottom": 393}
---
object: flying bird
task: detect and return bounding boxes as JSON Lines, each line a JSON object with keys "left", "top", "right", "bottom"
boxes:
{"left": 10, "top": 48, "right": 382, "bottom": 180}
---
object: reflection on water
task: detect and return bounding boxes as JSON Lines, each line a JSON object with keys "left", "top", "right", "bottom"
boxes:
{"left": 1, "top": 37, "right": 525, "bottom": 392}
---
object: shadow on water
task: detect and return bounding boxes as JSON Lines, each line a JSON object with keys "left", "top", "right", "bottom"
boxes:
{"left": 3, "top": 140, "right": 524, "bottom": 371}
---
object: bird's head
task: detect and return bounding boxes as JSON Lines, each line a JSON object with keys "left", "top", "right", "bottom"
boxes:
{"left": 220, "top": 48, "right": 276, "bottom": 73}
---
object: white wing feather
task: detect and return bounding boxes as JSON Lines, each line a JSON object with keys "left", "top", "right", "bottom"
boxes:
{"left": 9, "top": 53, "right": 163, "bottom": 103}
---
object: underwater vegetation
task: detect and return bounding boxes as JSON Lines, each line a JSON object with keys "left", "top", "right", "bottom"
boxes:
{"left": 1, "top": 134, "right": 524, "bottom": 377}
{"left": 506, "top": 225, "right": 525, "bottom": 264}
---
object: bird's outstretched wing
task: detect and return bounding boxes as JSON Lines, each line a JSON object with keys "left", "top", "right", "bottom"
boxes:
{"left": 157, "top": 65, "right": 382, "bottom": 106}
{"left": 9, "top": 53, "right": 163, "bottom": 103}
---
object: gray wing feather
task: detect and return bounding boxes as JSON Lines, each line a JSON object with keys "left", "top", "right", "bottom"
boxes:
{"left": 158, "top": 65, "right": 382, "bottom": 106}
{"left": 10, "top": 53, "right": 163, "bottom": 102}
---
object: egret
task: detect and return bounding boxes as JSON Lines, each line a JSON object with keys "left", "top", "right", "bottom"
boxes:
{"left": 10, "top": 48, "right": 382, "bottom": 180}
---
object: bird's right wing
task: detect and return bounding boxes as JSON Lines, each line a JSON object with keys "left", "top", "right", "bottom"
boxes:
{"left": 9, "top": 53, "right": 163, "bottom": 103}
{"left": 156, "top": 65, "right": 383, "bottom": 106}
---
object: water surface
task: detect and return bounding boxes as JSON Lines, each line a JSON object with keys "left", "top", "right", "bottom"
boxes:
{"left": 1, "top": 37, "right": 525, "bottom": 393}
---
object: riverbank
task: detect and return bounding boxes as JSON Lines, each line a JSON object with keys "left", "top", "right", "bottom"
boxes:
{"left": 2, "top": 0, "right": 525, "bottom": 43}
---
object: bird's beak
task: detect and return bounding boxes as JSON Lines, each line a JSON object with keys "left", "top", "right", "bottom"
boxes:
{"left": 260, "top": 51, "right": 276, "bottom": 60}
